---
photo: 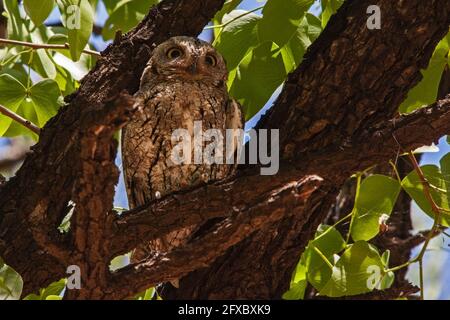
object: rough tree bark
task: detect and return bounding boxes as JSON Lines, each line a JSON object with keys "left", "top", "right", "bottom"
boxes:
{"left": 163, "top": 0, "right": 450, "bottom": 299}
{"left": 0, "top": 0, "right": 449, "bottom": 300}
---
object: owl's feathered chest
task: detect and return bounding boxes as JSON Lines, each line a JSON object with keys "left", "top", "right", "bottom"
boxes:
{"left": 135, "top": 80, "right": 229, "bottom": 131}
{"left": 122, "top": 79, "right": 234, "bottom": 208}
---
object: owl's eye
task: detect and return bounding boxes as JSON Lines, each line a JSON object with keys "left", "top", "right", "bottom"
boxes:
{"left": 205, "top": 54, "right": 217, "bottom": 67}
{"left": 166, "top": 47, "right": 183, "bottom": 59}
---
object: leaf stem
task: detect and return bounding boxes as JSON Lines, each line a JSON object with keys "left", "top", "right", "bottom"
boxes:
{"left": 0, "top": 48, "right": 33, "bottom": 66}
{"left": 389, "top": 160, "right": 402, "bottom": 183}
{"left": 312, "top": 245, "right": 334, "bottom": 270}
{"left": 346, "top": 174, "right": 361, "bottom": 244}
{"left": 205, "top": 5, "right": 264, "bottom": 30}
{"left": 419, "top": 259, "right": 425, "bottom": 300}
{"left": 385, "top": 260, "right": 413, "bottom": 273}
{"left": 208, "top": 6, "right": 265, "bottom": 46}
{"left": 0, "top": 104, "right": 40, "bottom": 135}
{"left": 385, "top": 152, "right": 443, "bottom": 299}
{"left": 27, "top": 50, "right": 33, "bottom": 90}
{"left": 0, "top": 38, "right": 101, "bottom": 57}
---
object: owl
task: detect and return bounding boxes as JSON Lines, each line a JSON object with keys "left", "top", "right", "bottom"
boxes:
{"left": 122, "top": 36, "right": 244, "bottom": 265}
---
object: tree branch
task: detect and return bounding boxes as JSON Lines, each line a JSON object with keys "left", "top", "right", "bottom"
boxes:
{"left": 257, "top": 0, "right": 450, "bottom": 160}
{"left": 107, "top": 166, "right": 312, "bottom": 257}
{"left": 0, "top": 0, "right": 226, "bottom": 297}
{"left": 299, "top": 97, "right": 450, "bottom": 180}
{"left": 1, "top": 0, "right": 450, "bottom": 300}
{"left": 0, "top": 104, "right": 40, "bottom": 135}
{"left": 0, "top": 38, "right": 101, "bottom": 57}
{"left": 119, "top": 89, "right": 450, "bottom": 259}
{"left": 105, "top": 176, "right": 324, "bottom": 300}
{"left": 358, "top": 96, "right": 450, "bottom": 162}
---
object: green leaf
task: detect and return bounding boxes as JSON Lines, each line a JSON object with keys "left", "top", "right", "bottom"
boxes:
{"left": 23, "top": 279, "right": 66, "bottom": 300}
{"left": 110, "top": 254, "right": 129, "bottom": 272}
{"left": 0, "top": 67, "right": 29, "bottom": 87}
{"left": 0, "top": 78, "right": 61, "bottom": 138}
{"left": 381, "top": 271, "right": 395, "bottom": 289}
{"left": 133, "top": 287, "right": 155, "bottom": 300}
{"left": 283, "top": 264, "right": 307, "bottom": 300}
{"left": 215, "top": 10, "right": 261, "bottom": 71}
{"left": 34, "top": 49, "right": 58, "bottom": 79}
{"left": 29, "top": 79, "right": 63, "bottom": 126}
{"left": 230, "top": 42, "right": 286, "bottom": 120}
{"left": 282, "top": 280, "right": 307, "bottom": 300}
{"left": 3, "top": 99, "right": 39, "bottom": 139}
{"left": 212, "top": 0, "right": 242, "bottom": 38}
{"left": 0, "top": 74, "right": 27, "bottom": 107}
{"left": 102, "top": 0, "right": 117, "bottom": 13}
{"left": 321, "top": 0, "right": 344, "bottom": 28}
{"left": 381, "top": 250, "right": 390, "bottom": 267}
{"left": 0, "top": 74, "right": 27, "bottom": 136}
{"left": 0, "top": 261, "right": 23, "bottom": 300}
{"left": 30, "top": 29, "right": 57, "bottom": 79}
{"left": 399, "top": 32, "right": 450, "bottom": 113}
{"left": 4, "top": 0, "right": 27, "bottom": 40}
{"left": 281, "top": 13, "right": 322, "bottom": 72}
{"left": 258, "top": 0, "right": 315, "bottom": 47}
{"left": 319, "top": 241, "right": 390, "bottom": 297}
{"left": 57, "top": 0, "right": 94, "bottom": 61}
{"left": 103, "top": 0, "right": 159, "bottom": 40}
{"left": 440, "top": 153, "right": 450, "bottom": 211}
{"left": 301, "top": 13, "right": 322, "bottom": 43}
{"left": 54, "top": 63, "right": 77, "bottom": 96}
{"left": 40, "top": 279, "right": 66, "bottom": 298}
{"left": 301, "top": 224, "right": 345, "bottom": 291}
{"left": 401, "top": 165, "right": 450, "bottom": 226}
{"left": 350, "top": 175, "right": 401, "bottom": 241}
{"left": 23, "top": 0, "right": 55, "bottom": 26}
{"left": 48, "top": 34, "right": 72, "bottom": 59}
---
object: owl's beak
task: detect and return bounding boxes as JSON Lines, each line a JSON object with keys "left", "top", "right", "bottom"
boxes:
{"left": 188, "top": 60, "right": 198, "bottom": 75}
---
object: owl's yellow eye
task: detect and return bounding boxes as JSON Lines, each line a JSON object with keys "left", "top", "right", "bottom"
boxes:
{"left": 205, "top": 54, "right": 217, "bottom": 67}
{"left": 166, "top": 47, "right": 183, "bottom": 59}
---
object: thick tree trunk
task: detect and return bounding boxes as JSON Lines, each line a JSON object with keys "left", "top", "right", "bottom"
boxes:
{"left": 161, "top": 0, "right": 450, "bottom": 299}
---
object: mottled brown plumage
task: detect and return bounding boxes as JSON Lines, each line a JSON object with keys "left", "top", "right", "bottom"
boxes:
{"left": 122, "top": 36, "right": 244, "bottom": 264}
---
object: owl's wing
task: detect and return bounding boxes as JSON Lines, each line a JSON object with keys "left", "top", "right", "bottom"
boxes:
{"left": 225, "top": 99, "right": 245, "bottom": 169}
{"left": 121, "top": 127, "right": 135, "bottom": 203}
{"left": 121, "top": 96, "right": 155, "bottom": 209}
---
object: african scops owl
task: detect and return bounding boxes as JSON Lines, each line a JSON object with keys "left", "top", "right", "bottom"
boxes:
{"left": 122, "top": 36, "right": 244, "bottom": 263}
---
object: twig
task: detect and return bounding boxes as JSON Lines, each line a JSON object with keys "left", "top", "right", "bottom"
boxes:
{"left": 0, "top": 38, "right": 101, "bottom": 57}
{"left": 205, "top": 5, "right": 264, "bottom": 30}
{"left": 208, "top": 6, "right": 264, "bottom": 46}
{"left": 0, "top": 104, "right": 40, "bottom": 135}
{"left": 346, "top": 174, "right": 361, "bottom": 244}
{"left": 384, "top": 153, "right": 445, "bottom": 300}
{"left": 45, "top": 21, "right": 104, "bottom": 37}
{"left": 408, "top": 152, "right": 441, "bottom": 214}
{"left": 407, "top": 152, "right": 442, "bottom": 300}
